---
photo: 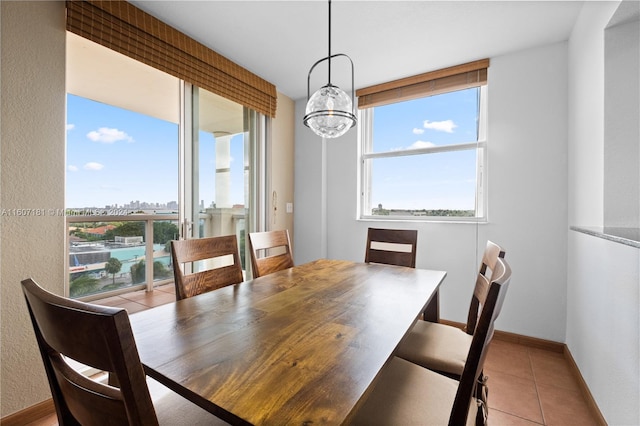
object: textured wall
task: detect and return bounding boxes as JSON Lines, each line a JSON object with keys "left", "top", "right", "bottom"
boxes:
{"left": 1, "top": 1, "right": 67, "bottom": 417}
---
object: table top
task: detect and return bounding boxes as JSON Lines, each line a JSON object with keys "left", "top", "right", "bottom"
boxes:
{"left": 130, "top": 259, "right": 446, "bottom": 425}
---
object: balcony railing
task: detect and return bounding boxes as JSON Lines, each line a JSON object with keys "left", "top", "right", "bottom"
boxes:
{"left": 66, "top": 207, "right": 247, "bottom": 301}
{"left": 67, "top": 214, "right": 179, "bottom": 301}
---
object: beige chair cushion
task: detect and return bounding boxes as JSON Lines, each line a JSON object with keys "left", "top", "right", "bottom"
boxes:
{"left": 395, "top": 320, "right": 473, "bottom": 377}
{"left": 350, "top": 357, "right": 477, "bottom": 425}
{"left": 148, "top": 377, "right": 230, "bottom": 425}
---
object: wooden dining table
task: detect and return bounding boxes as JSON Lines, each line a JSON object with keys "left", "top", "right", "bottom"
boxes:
{"left": 129, "top": 258, "right": 446, "bottom": 425}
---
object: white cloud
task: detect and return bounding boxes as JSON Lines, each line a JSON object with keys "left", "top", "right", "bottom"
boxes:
{"left": 412, "top": 128, "right": 425, "bottom": 135}
{"left": 87, "top": 127, "right": 134, "bottom": 143}
{"left": 83, "top": 162, "right": 104, "bottom": 171}
{"left": 68, "top": 165, "right": 78, "bottom": 172}
{"left": 66, "top": 124, "right": 75, "bottom": 131}
{"left": 410, "top": 141, "right": 436, "bottom": 149}
{"left": 423, "top": 119, "right": 457, "bottom": 133}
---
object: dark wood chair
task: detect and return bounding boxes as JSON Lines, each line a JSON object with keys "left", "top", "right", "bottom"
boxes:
{"left": 21, "top": 278, "right": 226, "bottom": 426}
{"left": 247, "top": 230, "right": 294, "bottom": 278}
{"left": 171, "top": 235, "right": 244, "bottom": 300}
{"left": 364, "top": 228, "right": 418, "bottom": 268}
{"left": 351, "top": 256, "right": 512, "bottom": 426}
{"left": 396, "top": 240, "right": 506, "bottom": 379}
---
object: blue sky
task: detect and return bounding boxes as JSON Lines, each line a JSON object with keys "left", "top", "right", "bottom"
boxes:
{"left": 67, "top": 88, "right": 479, "bottom": 211}
{"left": 66, "top": 94, "right": 246, "bottom": 209}
{"left": 370, "top": 88, "right": 480, "bottom": 211}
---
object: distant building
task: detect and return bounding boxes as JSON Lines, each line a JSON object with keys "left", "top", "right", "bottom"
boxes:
{"left": 115, "top": 236, "right": 143, "bottom": 245}
{"left": 85, "top": 224, "right": 116, "bottom": 236}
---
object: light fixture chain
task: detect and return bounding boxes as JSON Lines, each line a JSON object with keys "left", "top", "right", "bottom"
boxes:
{"left": 328, "top": 0, "right": 332, "bottom": 85}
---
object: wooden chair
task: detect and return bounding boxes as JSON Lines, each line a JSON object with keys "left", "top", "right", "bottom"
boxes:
{"left": 247, "top": 230, "right": 294, "bottom": 278}
{"left": 171, "top": 235, "right": 244, "bottom": 300}
{"left": 351, "top": 256, "right": 512, "bottom": 426}
{"left": 395, "top": 240, "right": 506, "bottom": 379}
{"left": 21, "top": 278, "right": 226, "bottom": 426}
{"left": 364, "top": 228, "right": 418, "bottom": 268}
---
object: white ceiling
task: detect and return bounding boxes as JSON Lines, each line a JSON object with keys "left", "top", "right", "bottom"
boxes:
{"left": 129, "top": 0, "right": 585, "bottom": 101}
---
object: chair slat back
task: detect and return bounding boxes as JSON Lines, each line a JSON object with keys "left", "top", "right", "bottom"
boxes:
{"left": 21, "top": 278, "right": 158, "bottom": 426}
{"left": 171, "top": 235, "right": 244, "bottom": 300}
{"left": 449, "top": 256, "right": 512, "bottom": 425}
{"left": 465, "top": 240, "right": 506, "bottom": 334}
{"left": 364, "top": 228, "right": 418, "bottom": 268}
{"left": 248, "top": 230, "right": 294, "bottom": 278}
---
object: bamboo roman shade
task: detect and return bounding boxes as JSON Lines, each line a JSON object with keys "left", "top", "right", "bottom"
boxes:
{"left": 356, "top": 59, "right": 489, "bottom": 109}
{"left": 66, "top": 0, "right": 277, "bottom": 117}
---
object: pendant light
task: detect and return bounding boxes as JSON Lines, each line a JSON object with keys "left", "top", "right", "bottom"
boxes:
{"left": 303, "top": 0, "right": 356, "bottom": 139}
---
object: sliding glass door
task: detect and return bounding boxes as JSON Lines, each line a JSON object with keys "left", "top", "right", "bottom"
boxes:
{"left": 66, "top": 34, "right": 266, "bottom": 299}
{"left": 182, "top": 85, "right": 264, "bottom": 272}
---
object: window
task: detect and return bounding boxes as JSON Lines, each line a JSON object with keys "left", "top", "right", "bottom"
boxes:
{"left": 66, "top": 34, "right": 267, "bottom": 300}
{"left": 358, "top": 61, "right": 488, "bottom": 221}
{"left": 66, "top": 91, "right": 180, "bottom": 298}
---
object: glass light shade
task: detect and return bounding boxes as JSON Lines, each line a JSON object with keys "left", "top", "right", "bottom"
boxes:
{"left": 303, "top": 84, "right": 356, "bottom": 138}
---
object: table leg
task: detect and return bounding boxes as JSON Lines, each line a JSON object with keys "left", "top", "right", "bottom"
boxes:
{"left": 423, "top": 289, "right": 439, "bottom": 322}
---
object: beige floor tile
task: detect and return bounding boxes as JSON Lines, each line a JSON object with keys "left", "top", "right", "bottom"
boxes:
{"left": 155, "top": 283, "right": 176, "bottom": 294}
{"left": 486, "top": 370, "right": 544, "bottom": 424}
{"left": 529, "top": 348, "right": 581, "bottom": 393}
{"left": 485, "top": 339, "right": 534, "bottom": 381}
{"left": 110, "top": 299, "right": 147, "bottom": 314}
{"left": 536, "top": 383, "right": 599, "bottom": 426}
{"left": 89, "top": 295, "right": 127, "bottom": 306}
{"left": 120, "top": 289, "right": 176, "bottom": 307}
{"left": 489, "top": 408, "right": 545, "bottom": 425}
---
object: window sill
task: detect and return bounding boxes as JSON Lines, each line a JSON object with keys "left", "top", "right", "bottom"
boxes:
{"left": 570, "top": 226, "right": 640, "bottom": 249}
{"left": 359, "top": 216, "right": 487, "bottom": 224}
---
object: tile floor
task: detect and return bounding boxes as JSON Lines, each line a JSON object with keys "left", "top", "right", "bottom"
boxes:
{"left": 27, "top": 284, "right": 601, "bottom": 426}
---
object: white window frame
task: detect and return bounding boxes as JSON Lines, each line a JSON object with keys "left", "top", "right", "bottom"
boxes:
{"left": 358, "top": 86, "right": 488, "bottom": 222}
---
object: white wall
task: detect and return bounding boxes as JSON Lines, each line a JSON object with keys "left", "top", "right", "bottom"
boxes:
{"left": 567, "top": 2, "right": 612, "bottom": 227}
{"left": 604, "top": 17, "right": 640, "bottom": 228}
{"left": 294, "top": 100, "right": 328, "bottom": 263}
{"left": 1, "top": 1, "right": 67, "bottom": 417}
{"left": 568, "top": 232, "right": 639, "bottom": 424}
{"left": 295, "top": 41, "right": 570, "bottom": 342}
{"left": 567, "top": 1, "right": 640, "bottom": 424}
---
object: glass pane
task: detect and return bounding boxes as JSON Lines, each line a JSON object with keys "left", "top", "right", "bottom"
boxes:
{"left": 66, "top": 94, "right": 179, "bottom": 298}
{"left": 68, "top": 218, "right": 180, "bottom": 298}
{"left": 193, "top": 88, "right": 249, "bottom": 270}
{"left": 366, "top": 149, "right": 478, "bottom": 217}
{"left": 372, "top": 88, "right": 479, "bottom": 153}
{"left": 66, "top": 95, "right": 179, "bottom": 209}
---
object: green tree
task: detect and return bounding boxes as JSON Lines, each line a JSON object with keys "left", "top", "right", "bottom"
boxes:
{"left": 130, "top": 259, "right": 171, "bottom": 283}
{"left": 153, "top": 261, "right": 171, "bottom": 279}
{"left": 104, "top": 257, "right": 122, "bottom": 285}
{"left": 130, "top": 259, "right": 146, "bottom": 284}
{"left": 154, "top": 221, "right": 179, "bottom": 244}
{"left": 105, "top": 222, "right": 144, "bottom": 240}
{"left": 69, "top": 275, "right": 100, "bottom": 298}
{"left": 104, "top": 221, "right": 179, "bottom": 244}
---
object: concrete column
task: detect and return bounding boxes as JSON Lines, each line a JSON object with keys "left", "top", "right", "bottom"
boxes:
{"left": 215, "top": 135, "right": 232, "bottom": 208}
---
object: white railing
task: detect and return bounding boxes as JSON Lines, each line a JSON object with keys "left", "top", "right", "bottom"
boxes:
{"left": 66, "top": 208, "right": 247, "bottom": 301}
{"left": 67, "top": 214, "right": 178, "bottom": 301}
